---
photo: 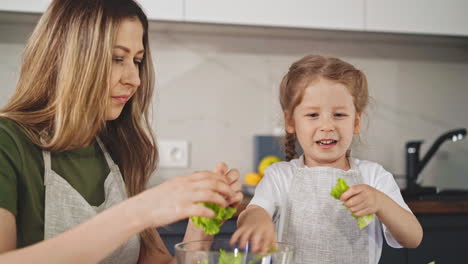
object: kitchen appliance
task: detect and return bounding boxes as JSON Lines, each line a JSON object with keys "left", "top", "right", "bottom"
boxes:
{"left": 404, "top": 128, "right": 467, "bottom": 198}
{"left": 175, "top": 239, "right": 294, "bottom": 264}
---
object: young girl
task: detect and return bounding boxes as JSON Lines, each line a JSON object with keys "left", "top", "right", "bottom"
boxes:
{"left": 231, "top": 55, "right": 422, "bottom": 264}
{"left": 0, "top": 0, "right": 242, "bottom": 263}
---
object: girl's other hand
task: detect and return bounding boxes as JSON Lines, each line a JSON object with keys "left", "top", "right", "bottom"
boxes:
{"left": 133, "top": 168, "right": 234, "bottom": 228}
{"left": 230, "top": 205, "right": 276, "bottom": 254}
{"left": 340, "top": 184, "right": 383, "bottom": 217}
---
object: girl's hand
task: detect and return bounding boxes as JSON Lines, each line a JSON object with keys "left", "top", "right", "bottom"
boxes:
{"left": 340, "top": 184, "right": 384, "bottom": 217}
{"left": 133, "top": 168, "right": 235, "bottom": 229}
{"left": 230, "top": 205, "right": 276, "bottom": 254}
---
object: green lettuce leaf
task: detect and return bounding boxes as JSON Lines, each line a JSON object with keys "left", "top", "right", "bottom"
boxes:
{"left": 190, "top": 203, "right": 237, "bottom": 235}
{"left": 330, "top": 178, "right": 375, "bottom": 230}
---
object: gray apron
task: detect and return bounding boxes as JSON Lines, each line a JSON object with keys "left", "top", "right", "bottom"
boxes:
{"left": 43, "top": 138, "right": 140, "bottom": 264}
{"left": 279, "top": 159, "right": 369, "bottom": 264}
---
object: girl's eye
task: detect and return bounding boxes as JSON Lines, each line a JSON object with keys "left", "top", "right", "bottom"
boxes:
{"left": 335, "top": 113, "right": 347, "bottom": 117}
{"left": 308, "top": 113, "right": 319, "bottom": 118}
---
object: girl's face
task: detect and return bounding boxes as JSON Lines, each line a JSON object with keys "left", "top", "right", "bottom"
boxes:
{"left": 106, "top": 18, "right": 145, "bottom": 120}
{"left": 286, "top": 77, "right": 361, "bottom": 170}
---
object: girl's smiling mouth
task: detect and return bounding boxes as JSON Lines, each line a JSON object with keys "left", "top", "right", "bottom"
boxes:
{"left": 316, "top": 139, "right": 338, "bottom": 149}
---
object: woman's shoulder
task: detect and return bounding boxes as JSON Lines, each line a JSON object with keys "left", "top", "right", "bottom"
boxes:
{"left": 0, "top": 117, "right": 39, "bottom": 152}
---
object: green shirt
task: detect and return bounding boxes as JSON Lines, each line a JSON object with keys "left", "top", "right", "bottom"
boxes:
{"left": 0, "top": 118, "right": 110, "bottom": 248}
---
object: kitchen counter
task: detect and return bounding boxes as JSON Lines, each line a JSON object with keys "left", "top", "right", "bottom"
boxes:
{"left": 237, "top": 194, "right": 468, "bottom": 215}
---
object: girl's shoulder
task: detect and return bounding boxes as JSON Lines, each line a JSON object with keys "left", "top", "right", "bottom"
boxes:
{"left": 351, "top": 157, "right": 395, "bottom": 186}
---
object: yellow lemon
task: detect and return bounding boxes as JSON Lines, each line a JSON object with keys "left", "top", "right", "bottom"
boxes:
{"left": 244, "top": 172, "right": 262, "bottom": 186}
{"left": 258, "top": 155, "right": 281, "bottom": 176}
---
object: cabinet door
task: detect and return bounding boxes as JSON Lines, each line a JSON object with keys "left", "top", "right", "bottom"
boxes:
{"left": 136, "top": 0, "right": 183, "bottom": 21}
{"left": 366, "top": 0, "right": 468, "bottom": 36}
{"left": 185, "top": 0, "right": 365, "bottom": 31}
{"left": 0, "top": 0, "right": 51, "bottom": 13}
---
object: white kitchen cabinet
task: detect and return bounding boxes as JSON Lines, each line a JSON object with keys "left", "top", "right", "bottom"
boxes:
{"left": 0, "top": 0, "right": 51, "bottom": 13}
{"left": 185, "top": 0, "right": 365, "bottom": 31}
{"left": 136, "top": 0, "right": 183, "bottom": 21}
{"left": 366, "top": 0, "right": 468, "bottom": 36}
{"left": 0, "top": 0, "right": 183, "bottom": 21}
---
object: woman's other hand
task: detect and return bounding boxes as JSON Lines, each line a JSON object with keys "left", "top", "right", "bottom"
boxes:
{"left": 214, "top": 162, "right": 243, "bottom": 209}
{"left": 132, "top": 168, "right": 234, "bottom": 229}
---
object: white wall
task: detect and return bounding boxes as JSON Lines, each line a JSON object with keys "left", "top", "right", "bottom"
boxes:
{"left": 1, "top": 20, "right": 468, "bottom": 190}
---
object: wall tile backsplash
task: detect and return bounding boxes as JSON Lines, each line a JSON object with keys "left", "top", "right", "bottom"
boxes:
{"left": 1, "top": 20, "right": 467, "bottom": 189}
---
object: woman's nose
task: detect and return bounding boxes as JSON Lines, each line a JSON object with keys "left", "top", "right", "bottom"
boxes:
{"left": 122, "top": 63, "right": 141, "bottom": 88}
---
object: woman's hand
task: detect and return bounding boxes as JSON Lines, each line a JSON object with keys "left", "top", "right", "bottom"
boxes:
{"left": 132, "top": 167, "right": 235, "bottom": 229}
{"left": 215, "top": 162, "right": 243, "bottom": 209}
{"left": 340, "top": 184, "right": 383, "bottom": 217}
{"left": 230, "top": 205, "right": 276, "bottom": 254}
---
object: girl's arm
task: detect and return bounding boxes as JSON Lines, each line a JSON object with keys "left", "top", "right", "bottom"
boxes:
{"left": 0, "top": 170, "right": 235, "bottom": 264}
{"left": 373, "top": 192, "right": 423, "bottom": 248}
{"left": 341, "top": 185, "right": 423, "bottom": 248}
{"left": 230, "top": 205, "right": 277, "bottom": 253}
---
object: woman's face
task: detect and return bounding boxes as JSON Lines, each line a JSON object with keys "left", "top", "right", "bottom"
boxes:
{"left": 106, "top": 18, "right": 145, "bottom": 120}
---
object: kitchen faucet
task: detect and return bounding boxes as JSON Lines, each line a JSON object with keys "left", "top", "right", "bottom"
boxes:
{"left": 405, "top": 128, "right": 467, "bottom": 196}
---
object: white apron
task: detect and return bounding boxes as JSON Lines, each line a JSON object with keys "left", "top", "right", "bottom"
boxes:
{"left": 43, "top": 138, "right": 140, "bottom": 264}
{"left": 279, "top": 160, "right": 369, "bottom": 264}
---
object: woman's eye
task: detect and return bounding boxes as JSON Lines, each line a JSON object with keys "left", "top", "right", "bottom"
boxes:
{"left": 112, "top": 56, "right": 124, "bottom": 63}
{"left": 134, "top": 59, "right": 143, "bottom": 66}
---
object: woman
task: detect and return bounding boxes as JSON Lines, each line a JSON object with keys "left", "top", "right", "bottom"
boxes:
{"left": 0, "top": 0, "right": 243, "bottom": 263}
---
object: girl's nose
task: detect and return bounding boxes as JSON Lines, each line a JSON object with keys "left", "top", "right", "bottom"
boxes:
{"left": 319, "top": 117, "right": 335, "bottom": 132}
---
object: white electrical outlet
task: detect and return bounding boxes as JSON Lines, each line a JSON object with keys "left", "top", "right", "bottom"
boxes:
{"left": 159, "top": 140, "right": 190, "bottom": 168}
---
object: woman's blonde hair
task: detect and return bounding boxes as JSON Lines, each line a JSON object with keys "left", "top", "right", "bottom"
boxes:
{"left": 0, "top": 0, "right": 162, "bottom": 254}
{"left": 279, "top": 55, "right": 369, "bottom": 161}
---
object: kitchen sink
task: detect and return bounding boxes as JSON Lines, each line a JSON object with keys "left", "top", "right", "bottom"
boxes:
{"left": 406, "top": 189, "right": 468, "bottom": 201}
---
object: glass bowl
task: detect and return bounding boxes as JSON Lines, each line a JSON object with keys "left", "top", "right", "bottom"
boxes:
{"left": 174, "top": 239, "right": 294, "bottom": 264}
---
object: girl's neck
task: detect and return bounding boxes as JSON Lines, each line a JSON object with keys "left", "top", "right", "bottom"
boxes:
{"left": 303, "top": 155, "right": 351, "bottom": 171}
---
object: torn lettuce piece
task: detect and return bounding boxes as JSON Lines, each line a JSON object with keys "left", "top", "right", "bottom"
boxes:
{"left": 330, "top": 177, "right": 375, "bottom": 230}
{"left": 190, "top": 203, "right": 237, "bottom": 235}
{"left": 218, "top": 249, "right": 243, "bottom": 264}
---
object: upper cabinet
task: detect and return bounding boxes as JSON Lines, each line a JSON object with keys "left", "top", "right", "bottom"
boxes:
{"left": 0, "top": 0, "right": 183, "bottom": 21}
{"left": 184, "top": 0, "right": 365, "bottom": 31}
{"left": 136, "top": 0, "right": 183, "bottom": 21}
{"left": 1, "top": 0, "right": 467, "bottom": 37}
{"left": 0, "top": 0, "right": 51, "bottom": 13}
{"left": 366, "top": 0, "right": 468, "bottom": 36}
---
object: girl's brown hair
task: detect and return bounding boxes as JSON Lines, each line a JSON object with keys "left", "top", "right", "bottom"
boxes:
{"left": 0, "top": 0, "right": 162, "bottom": 254}
{"left": 279, "top": 55, "right": 369, "bottom": 161}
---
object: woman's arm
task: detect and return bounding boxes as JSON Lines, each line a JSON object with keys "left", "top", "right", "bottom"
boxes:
{"left": 0, "top": 170, "right": 234, "bottom": 263}
{"left": 0, "top": 197, "right": 145, "bottom": 264}
{"left": 138, "top": 163, "right": 243, "bottom": 264}
{"left": 0, "top": 209, "right": 16, "bottom": 253}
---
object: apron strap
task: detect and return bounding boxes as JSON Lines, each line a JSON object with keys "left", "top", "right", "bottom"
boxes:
{"left": 95, "top": 137, "right": 117, "bottom": 168}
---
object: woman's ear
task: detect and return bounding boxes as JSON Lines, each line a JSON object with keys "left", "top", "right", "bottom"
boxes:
{"left": 284, "top": 111, "right": 295, "bottom": 134}
{"left": 354, "top": 113, "right": 362, "bottom": 134}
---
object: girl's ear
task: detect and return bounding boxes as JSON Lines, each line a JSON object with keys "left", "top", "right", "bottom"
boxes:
{"left": 354, "top": 112, "right": 362, "bottom": 134}
{"left": 284, "top": 111, "right": 295, "bottom": 134}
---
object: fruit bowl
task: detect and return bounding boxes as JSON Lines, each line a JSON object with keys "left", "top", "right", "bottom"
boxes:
{"left": 174, "top": 239, "right": 294, "bottom": 264}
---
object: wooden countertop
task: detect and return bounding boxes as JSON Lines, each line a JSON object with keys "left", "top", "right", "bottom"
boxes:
{"left": 236, "top": 195, "right": 468, "bottom": 216}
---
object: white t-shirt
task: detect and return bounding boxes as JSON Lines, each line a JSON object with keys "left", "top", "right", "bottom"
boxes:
{"left": 249, "top": 156, "right": 412, "bottom": 264}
